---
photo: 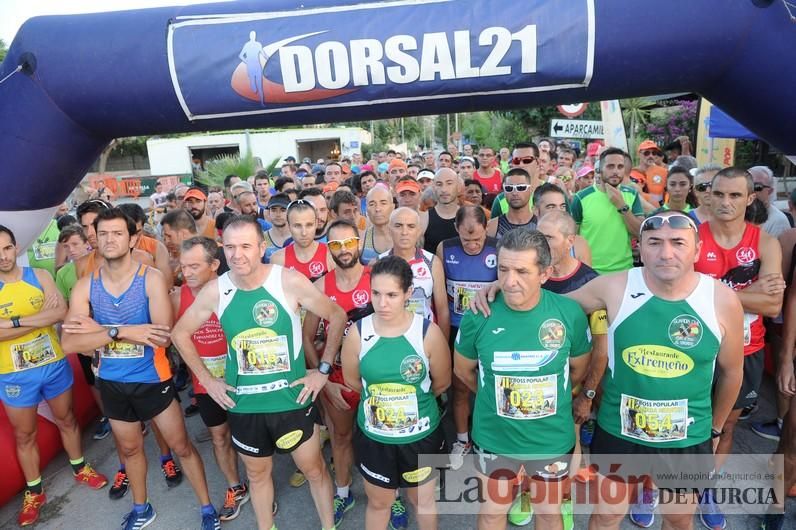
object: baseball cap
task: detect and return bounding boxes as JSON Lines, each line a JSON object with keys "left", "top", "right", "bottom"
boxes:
{"left": 360, "top": 164, "right": 374, "bottom": 172}
{"left": 378, "top": 162, "right": 389, "bottom": 174}
{"left": 388, "top": 159, "right": 408, "bottom": 171}
{"left": 416, "top": 169, "right": 435, "bottom": 181}
{"left": 323, "top": 181, "right": 340, "bottom": 193}
{"left": 183, "top": 188, "right": 207, "bottom": 202}
{"left": 395, "top": 179, "right": 421, "bottom": 194}
{"left": 302, "top": 157, "right": 312, "bottom": 164}
{"left": 267, "top": 195, "right": 290, "bottom": 208}
{"left": 284, "top": 156, "right": 296, "bottom": 163}
{"left": 576, "top": 166, "right": 595, "bottom": 179}
{"left": 638, "top": 140, "right": 661, "bottom": 153}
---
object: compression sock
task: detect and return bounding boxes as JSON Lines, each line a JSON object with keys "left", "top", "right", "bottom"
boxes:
{"left": 26, "top": 478, "right": 43, "bottom": 495}
{"left": 70, "top": 457, "right": 86, "bottom": 474}
{"left": 201, "top": 504, "right": 215, "bottom": 516}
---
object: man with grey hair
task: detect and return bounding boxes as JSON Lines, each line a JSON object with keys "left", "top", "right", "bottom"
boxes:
{"left": 749, "top": 165, "right": 791, "bottom": 237}
{"left": 454, "top": 227, "right": 592, "bottom": 530}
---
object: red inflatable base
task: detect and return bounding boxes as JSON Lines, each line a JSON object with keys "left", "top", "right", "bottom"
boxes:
{"left": 0, "top": 354, "right": 100, "bottom": 507}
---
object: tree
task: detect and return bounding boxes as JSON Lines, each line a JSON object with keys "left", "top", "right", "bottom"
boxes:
{"left": 0, "top": 39, "right": 7, "bottom": 63}
{"left": 620, "top": 98, "right": 655, "bottom": 154}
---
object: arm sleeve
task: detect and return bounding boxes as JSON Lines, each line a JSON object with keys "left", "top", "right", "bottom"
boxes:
{"left": 588, "top": 310, "right": 608, "bottom": 336}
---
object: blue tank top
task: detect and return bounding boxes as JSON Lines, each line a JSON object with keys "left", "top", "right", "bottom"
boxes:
{"left": 90, "top": 264, "right": 171, "bottom": 383}
{"left": 360, "top": 227, "right": 381, "bottom": 265}
{"left": 441, "top": 236, "right": 499, "bottom": 327}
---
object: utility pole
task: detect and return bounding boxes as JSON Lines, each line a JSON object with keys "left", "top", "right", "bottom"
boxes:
{"left": 446, "top": 114, "right": 450, "bottom": 147}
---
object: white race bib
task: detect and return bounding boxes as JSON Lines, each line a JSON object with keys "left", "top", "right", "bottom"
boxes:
{"left": 494, "top": 374, "right": 558, "bottom": 420}
{"left": 233, "top": 330, "right": 290, "bottom": 376}
{"left": 363, "top": 383, "right": 429, "bottom": 438}
{"left": 620, "top": 394, "right": 689, "bottom": 443}
{"left": 11, "top": 334, "right": 58, "bottom": 371}
{"left": 201, "top": 354, "right": 226, "bottom": 378}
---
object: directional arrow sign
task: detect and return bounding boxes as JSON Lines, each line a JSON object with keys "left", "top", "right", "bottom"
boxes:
{"left": 549, "top": 119, "right": 604, "bottom": 139}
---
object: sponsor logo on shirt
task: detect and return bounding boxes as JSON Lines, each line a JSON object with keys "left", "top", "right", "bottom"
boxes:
{"left": 668, "top": 315, "right": 703, "bottom": 349}
{"left": 252, "top": 299, "right": 279, "bottom": 326}
{"left": 485, "top": 253, "right": 497, "bottom": 269}
{"left": 736, "top": 247, "right": 757, "bottom": 264}
{"left": 622, "top": 345, "right": 694, "bottom": 378}
{"left": 538, "top": 319, "right": 566, "bottom": 350}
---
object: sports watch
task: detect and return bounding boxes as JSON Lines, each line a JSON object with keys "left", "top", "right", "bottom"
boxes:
{"left": 584, "top": 389, "right": 597, "bottom": 399}
{"left": 318, "top": 361, "right": 332, "bottom": 375}
{"left": 108, "top": 327, "right": 120, "bottom": 340}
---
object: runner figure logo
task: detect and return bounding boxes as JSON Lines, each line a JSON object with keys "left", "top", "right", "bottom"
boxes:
{"left": 484, "top": 253, "right": 497, "bottom": 268}
{"left": 538, "top": 319, "right": 566, "bottom": 350}
{"left": 668, "top": 314, "right": 703, "bottom": 349}
{"left": 736, "top": 246, "right": 757, "bottom": 264}
{"left": 252, "top": 300, "right": 278, "bottom": 326}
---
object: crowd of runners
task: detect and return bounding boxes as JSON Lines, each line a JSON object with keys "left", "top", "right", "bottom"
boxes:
{"left": 1, "top": 139, "right": 794, "bottom": 530}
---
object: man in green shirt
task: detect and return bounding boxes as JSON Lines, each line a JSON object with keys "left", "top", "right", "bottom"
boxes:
{"left": 570, "top": 147, "right": 644, "bottom": 274}
{"left": 55, "top": 225, "right": 90, "bottom": 300}
{"left": 455, "top": 228, "right": 591, "bottom": 530}
{"left": 27, "top": 218, "right": 60, "bottom": 276}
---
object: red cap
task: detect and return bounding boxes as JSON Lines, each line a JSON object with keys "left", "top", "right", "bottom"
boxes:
{"left": 395, "top": 179, "right": 421, "bottom": 194}
{"left": 183, "top": 188, "right": 207, "bottom": 202}
{"left": 637, "top": 140, "right": 661, "bottom": 153}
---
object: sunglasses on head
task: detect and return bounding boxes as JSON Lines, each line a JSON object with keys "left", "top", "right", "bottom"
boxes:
{"left": 694, "top": 183, "right": 711, "bottom": 192}
{"left": 503, "top": 184, "right": 530, "bottom": 193}
{"left": 642, "top": 150, "right": 661, "bottom": 157}
{"left": 287, "top": 198, "right": 313, "bottom": 211}
{"left": 511, "top": 156, "right": 536, "bottom": 165}
{"left": 327, "top": 237, "right": 360, "bottom": 252}
{"left": 639, "top": 214, "right": 698, "bottom": 236}
{"left": 753, "top": 183, "right": 771, "bottom": 192}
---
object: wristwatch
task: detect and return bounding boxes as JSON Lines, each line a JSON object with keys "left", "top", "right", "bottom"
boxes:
{"left": 711, "top": 428, "right": 724, "bottom": 439}
{"left": 107, "top": 327, "right": 120, "bottom": 340}
{"left": 617, "top": 205, "right": 630, "bottom": 214}
{"left": 318, "top": 361, "right": 332, "bottom": 375}
{"left": 584, "top": 389, "right": 597, "bottom": 399}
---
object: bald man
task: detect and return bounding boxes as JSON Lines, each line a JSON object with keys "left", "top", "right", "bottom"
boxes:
{"left": 424, "top": 168, "right": 460, "bottom": 253}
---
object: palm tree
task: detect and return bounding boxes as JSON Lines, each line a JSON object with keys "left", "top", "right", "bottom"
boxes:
{"left": 621, "top": 98, "right": 655, "bottom": 154}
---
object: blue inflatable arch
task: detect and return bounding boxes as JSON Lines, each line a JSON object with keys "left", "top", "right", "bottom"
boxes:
{"left": 1, "top": 0, "right": 795, "bottom": 248}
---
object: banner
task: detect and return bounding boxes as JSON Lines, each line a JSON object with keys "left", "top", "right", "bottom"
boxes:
{"left": 599, "top": 100, "right": 628, "bottom": 153}
{"left": 696, "top": 98, "right": 735, "bottom": 167}
{"left": 167, "top": 0, "right": 595, "bottom": 120}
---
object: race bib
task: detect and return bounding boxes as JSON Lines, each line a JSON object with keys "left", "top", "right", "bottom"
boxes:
{"left": 494, "top": 374, "right": 557, "bottom": 420}
{"left": 449, "top": 281, "right": 489, "bottom": 315}
{"left": 11, "top": 334, "right": 58, "bottom": 371}
{"left": 406, "top": 294, "right": 427, "bottom": 318}
{"left": 233, "top": 329, "right": 290, "bottom": 376}
{"left": 742, "top": 312, "right": 757, "bottom": 346}
{"left": 363, "top": 382, "right": 429, "bottom": 438}
{"left": 32, "top": 241, "right": 56, "bottom": 262}
{"left": 620, "top": 394, "right": 689, "bottom": 443}
{"left": 101, "top": 341, "right": 145, "bottom": 359}
{"left": 201, "top": 354, "right": 226, "bottom": 378}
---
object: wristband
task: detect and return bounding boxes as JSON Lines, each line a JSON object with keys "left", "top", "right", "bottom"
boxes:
{"left": 11, "top": 317, "right": 20, "bottom": 328}
{"left": 617, "top": 205, "right": 630, "bottom": 214}
{"left": 711, "top": 428, "right": 724, "bottom": 439}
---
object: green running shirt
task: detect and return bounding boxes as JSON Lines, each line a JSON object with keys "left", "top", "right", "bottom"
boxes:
{"left": 598, "top": 267, "right": 721, "bottom": 448}
{"left": 218, "top": 266, "right": 306, "bottom": 414}
{"left": 356, "top": 314, "right": 440, "bottom": 444}
{"left": 456, "top": 290, "right": 590, "bottom": 457}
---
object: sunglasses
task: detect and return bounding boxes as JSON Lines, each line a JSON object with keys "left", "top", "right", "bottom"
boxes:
{"left": 286, "top": 199, "right": 314, "bottom": 211}
{"left": 327, "top": 237, "right": 360, "bottom": 252}
{"left": 503, "top": 184, "right": 530, "bottom": 193}
{"left": 630, "top": 177, "right": 644, "bottom": 185}
{"left": 694, "top": 183, "right": 711, "bottom": 192}
{"left": 753, "top": 183, "right": 771, "bottom": 192}
{"left": 640, "top": 214, "right": 698, "bottom": 236}
{"left": 511, "top": 156, "right": 536, "bottom": 165}
{"left": 642, "top": 150, "right": 661, "bottom": 157}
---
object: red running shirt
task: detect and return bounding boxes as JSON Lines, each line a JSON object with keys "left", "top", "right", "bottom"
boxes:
{"left": 695, "top": 222, "right": 763, "bottom": 355}
{"left": 284, "top": 242, "right": 329, "bottom": 280}
{"left": 176, "top": 284, "right": 228, "bottom": 394}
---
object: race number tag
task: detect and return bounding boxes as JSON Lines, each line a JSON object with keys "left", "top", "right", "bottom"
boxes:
{"left": 406, "top": 294, "right": 427, "bottom": 318}
{"left": 233, "top": 330, "right": 290, "bottom": 376}
{"left": 11, "top": 334, "right": 57, "bottom": 371}
{"left": 32, "top": 242, "right": 56, "bottom": 261}
{"left": 363, "top": 383, "right": 428, "bottom": 438}
{"left": 494, "top": 374, "right": 557, "bottom": 420}
{"left": 201, "top": 354, "right": 226, "bottom": 378}
{"left": 449, "top": 281, "right": 489, "bottom": 315}
{"left": 620, "top": 394, "right": 689, "bottom": 443}
{"left": 102, "top": 341, "right": 145, "bottom": 359}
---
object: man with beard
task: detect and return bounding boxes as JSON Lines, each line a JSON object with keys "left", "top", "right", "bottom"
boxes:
{"left": 570, "top": 148, "right": 644, "bottom": 274}
{"left": 183, "top": 188, "right": 218, "bottom": 239}
{"left": 270, "top": 200, "right": 334, "bottom": 281}
{"left": 300, "top": 188, "right": 331, "bottom": 242}
{"left": 236, "top": 191, "right": 271, "bottom": 231}
{"left": 0, "top": 225, "right": 108, "bottom": 527}
{"left": 62, "top": 208, "right": 219, "bottom": 530}
{"left": 487, "top": 168, "right": 537, "bottom": 239}
{"left": 303, "top": 220, "right": 374, "bottom": 527}
{"left": 263, "top": 193, "right": 292, "bottom": 262}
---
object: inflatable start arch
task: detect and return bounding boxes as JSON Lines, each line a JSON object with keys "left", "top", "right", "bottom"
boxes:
{"left": 1, "top": 0, "right": 795, "bottom": 247}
